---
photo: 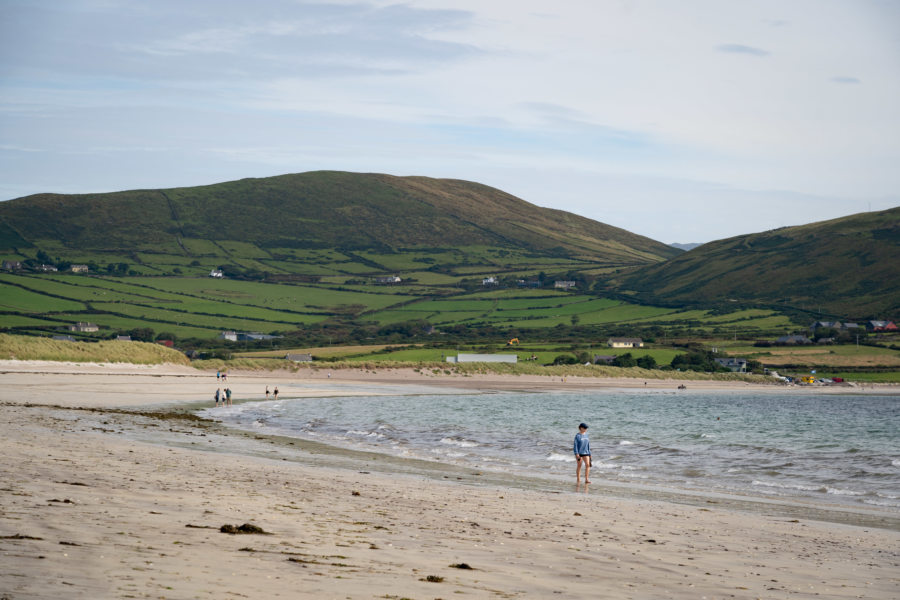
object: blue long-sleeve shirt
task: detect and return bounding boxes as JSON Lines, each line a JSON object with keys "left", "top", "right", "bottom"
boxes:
{"left": 573, "top": 432, "right": 590, "bottom": 456}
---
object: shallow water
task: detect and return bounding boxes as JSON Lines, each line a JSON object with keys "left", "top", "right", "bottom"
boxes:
{"left": 199, "top": 385, "right": 900, "bottom": 513}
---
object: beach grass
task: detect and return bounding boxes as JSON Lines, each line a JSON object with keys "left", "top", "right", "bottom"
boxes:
{"left": 192, "top": 354, "right": 773, "bottom": 382}
{"left": 0, "top": 333, "right": 190, "bottom": 365}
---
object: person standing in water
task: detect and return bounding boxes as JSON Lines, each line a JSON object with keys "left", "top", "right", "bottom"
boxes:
{"left": 273, "top": 387, "right": 279, "bottom": 400}
{"left": 265, "top": 386, "right": 270, "bottom": 399}
{"left": 573, "top": 422, "right": 591, "bottom": 484}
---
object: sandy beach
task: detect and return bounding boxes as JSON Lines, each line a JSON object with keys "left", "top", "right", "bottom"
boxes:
{"left": 1, "top": 362, "right": 898, "bottom": 599}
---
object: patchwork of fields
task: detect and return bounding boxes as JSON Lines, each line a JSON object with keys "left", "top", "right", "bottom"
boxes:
{"left": 0, "top": 270, "right": 794, "bottom": 340}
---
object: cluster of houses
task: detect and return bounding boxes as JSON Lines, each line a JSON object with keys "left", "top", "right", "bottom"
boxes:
{"left": 812, "top": 320, "right": 897, "bottom": 333}
{"left": 482, "top": 277, "right": 577, "bottom": 289}
{"left": 2, "top": 260, "right": 86, "bottom": 273}
{"left": 219, "top": 331, "right": 281, "bottom": 342}
{"left": 776, "top": 320, "right": 899, "bottom": 345}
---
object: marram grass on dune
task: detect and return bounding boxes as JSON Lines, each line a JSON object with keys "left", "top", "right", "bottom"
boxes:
{"left": 192, "top": 356, "right": 773, "bottom": 382}
{"left": 0, "top": 333, "right": 190, "bottom": 365}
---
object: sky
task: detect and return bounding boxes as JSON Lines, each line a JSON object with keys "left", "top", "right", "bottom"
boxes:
{"left": 1, "top": 0, "right": 898, "bottom": 243}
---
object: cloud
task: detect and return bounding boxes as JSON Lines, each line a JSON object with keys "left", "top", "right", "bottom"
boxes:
{"left": 0, "top": 1, "right": 482, "bottom": 82}
{"left": 831, "top": 76, "right": 861, "bottom": 84}
{"left": 715, "top": 43, "right": 770, "bottom": 57}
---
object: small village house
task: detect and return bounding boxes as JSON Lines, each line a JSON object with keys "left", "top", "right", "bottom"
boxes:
{"left": 446, "top": 353, "right": 517, "bottom": 364}
{"left": 375, "top": 275, "right": 402, "bottom": 285}
{"left": 482, "top": 276, "right": 498, "bottom": 286}
{"left": 2, "top": 260, "right": 22, "bottom": 271}
{"left": 209, "top": 269, "right": 224, "bottom": 278}
{"left": 554, "top": 280, "right": 576, "bottom": 290}
{"left": 68, "top": 322, "right": 99, "bottom": 333}
{"left": 69, "top": 264, "right": 89, "bottom": 273}
{"left": 867, "top": 320, "right": 897, "bottom": 332}
{"left": 220, "top": 330, "right": 281, "bottom": 342}
{"left": 607, "top": 337, "right": 644, "bottom": 348}
{"left": 714, "top": 357, "right": 749, "bottom": 372}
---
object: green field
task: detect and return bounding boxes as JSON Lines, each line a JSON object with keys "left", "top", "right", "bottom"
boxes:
{"left": 0, "top": 282, "right": 86, "bottom": 312}
{"left": 0, "top": 265, "right": 836, "bottom": 352}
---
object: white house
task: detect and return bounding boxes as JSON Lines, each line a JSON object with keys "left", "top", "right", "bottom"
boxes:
{"left": 375, "top": 275, "right": 402, "bottom": 284}
{"left": 482, "top": 276, "right": 498, "bottom": 286}
{"left": 446, "top": 353, "right": 517, "bottom": 364}
{"left": 68, "top": 322, "right": 99, "bottom": 332}
{"left": 607, "top": 337, "right": 643, "bottom": 348}
{"left": 714, "top": 357, "right": 748, "bottom": 372}
{"left": 554, "top": 280, "right": 576, "bottom": 290}
{"left": 209, "top": 269, "right": 224, "bottom": 278}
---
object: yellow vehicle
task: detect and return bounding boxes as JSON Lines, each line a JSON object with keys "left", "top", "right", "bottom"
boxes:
{"left": 506, "top": 338, "right": 520, "bottom": 346}
{"left": 800, "top": 375, "right": 816, "bottom": 385}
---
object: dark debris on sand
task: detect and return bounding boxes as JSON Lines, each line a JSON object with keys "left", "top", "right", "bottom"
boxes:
{"left": 220, "top": 523, "right": 271, "bottom": 535}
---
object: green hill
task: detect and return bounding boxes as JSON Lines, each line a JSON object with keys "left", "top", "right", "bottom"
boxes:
{"left": 615, "top": 207, "right": 900, "bottom": 319}
{"left": 0, "top": 171, "right": 678, "bottom": 264}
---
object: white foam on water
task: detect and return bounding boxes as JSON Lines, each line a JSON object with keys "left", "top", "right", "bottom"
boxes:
{"left": 862, "top": 497, "right": 900, "bottom": 508}
{"left": 826, "top": 487, "right": 866, "bottom": 497}
{"left": 440, "top": 437, "right": 479, "bottom": 448}
{"left": 431, "top": 448, "right": 465, "bottom": 458}
{"left": 618, "top": 440, "right": 634, "bottom": 446}
{"left": 546, "top": 452, "right": 574, "bottom": 462}
{"left": 752, "top": 480, "right": 822, "bottom": 493}
{"left": 346, "top": 429, "right": 385, "bottom": 439}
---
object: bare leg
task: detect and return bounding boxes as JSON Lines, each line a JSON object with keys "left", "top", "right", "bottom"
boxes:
{"left": 575, "top": 456, "right": 582, "bottom": 482}
{"left": 585, "top": 457, "right": 591, "bottom": 483}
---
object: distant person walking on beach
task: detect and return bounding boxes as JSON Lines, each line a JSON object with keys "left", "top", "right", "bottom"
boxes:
{"left": 216, "top": 370, "right": 221, "bottom": 380}
{"left": 225, "top": 387, "right": 232, "bottom": 406}
{"left": 273, "top": 387, "right": 279, "bottom": 400}
{"left": 574, "top": 422, "right": 591, "bottom": 484}
{"left": 214, "top": 388, "right": 221, "bottom": 406}
{"left": 265, "top": 386, "right": 270, "bottom": 399}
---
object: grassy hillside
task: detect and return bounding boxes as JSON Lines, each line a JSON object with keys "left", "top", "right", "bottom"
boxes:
{"left": 0, "top": 171, "right": 678, "bottom": 265}
{"left": 615, "top": 208, "right": 900, "bottom": 319}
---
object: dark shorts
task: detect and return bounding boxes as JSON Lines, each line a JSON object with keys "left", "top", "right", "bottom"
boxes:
{"left": 577, "top": 454, "right": 591, "bottom": 458}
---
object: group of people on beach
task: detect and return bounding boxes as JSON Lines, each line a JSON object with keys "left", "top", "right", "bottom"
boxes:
{"left": 214, "top": 387, "right": 232, "bottom": 406}
{"left": 215, "top": 381, "right": 283, "bottom": 407}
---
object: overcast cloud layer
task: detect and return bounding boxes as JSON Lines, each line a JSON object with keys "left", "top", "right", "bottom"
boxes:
{"left": 1, "top": 0, "right": 898, "bottom": 242}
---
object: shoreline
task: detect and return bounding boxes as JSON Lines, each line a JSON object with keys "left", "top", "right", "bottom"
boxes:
{"left": 2, "top": 361, "right": 899, "bottom": 598}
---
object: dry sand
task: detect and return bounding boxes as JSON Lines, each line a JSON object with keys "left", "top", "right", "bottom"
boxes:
{"left": 1, "top": 362, "right": 898, "bottom": 599}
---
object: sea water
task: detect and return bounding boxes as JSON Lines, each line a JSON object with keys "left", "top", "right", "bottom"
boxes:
{"left": 200, "top": 386, "right": 900, "bottom": 511}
